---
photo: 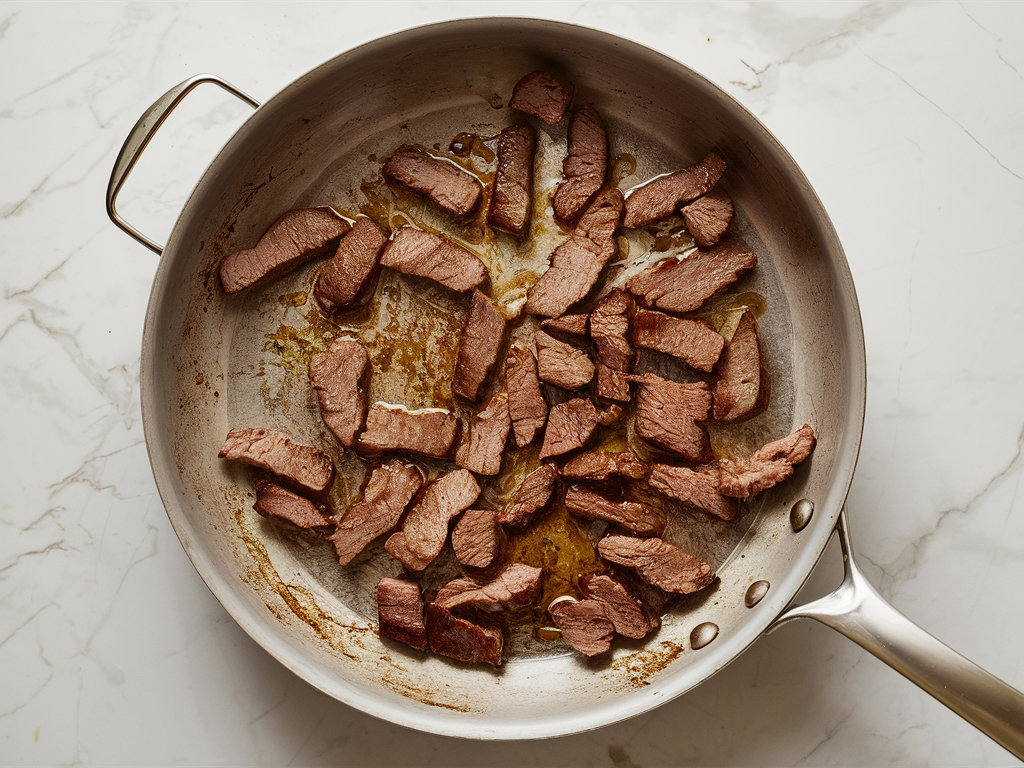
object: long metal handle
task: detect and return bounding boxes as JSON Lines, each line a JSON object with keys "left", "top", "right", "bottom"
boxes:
{"left": 105, "top": 74, "right": 260, "bottom": 255}
{"left": 768, "top": 507, "right": 1024, "bottom": 759}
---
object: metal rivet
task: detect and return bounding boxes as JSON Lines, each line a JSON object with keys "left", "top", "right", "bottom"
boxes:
{"left": 745, "top": 580, "right": 770, "bottom": 608}
{"left": 690, "top": 622, "right": 719, "bottom": 650}
{"left": 790, "top": 499, "right": 814, "bottom": 532}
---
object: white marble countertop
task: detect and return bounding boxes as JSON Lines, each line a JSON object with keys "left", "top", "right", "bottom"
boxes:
{"left": 3, "top": 2, "right": 1023, "bottom": 765}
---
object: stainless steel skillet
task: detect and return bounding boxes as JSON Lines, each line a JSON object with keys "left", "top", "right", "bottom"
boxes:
{"left": 105, "top": 17, "right": 1024, "bottom": 754}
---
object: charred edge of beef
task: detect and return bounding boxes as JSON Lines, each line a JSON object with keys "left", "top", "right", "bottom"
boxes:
{"left": 548, "top": 598, "right": 614, "bottom": 657}
{"left": 253, "top": 479, "right": 331, "bottom": 530}
{"left": 564, "top": 485, "right": 665, "bottom": 536}
{"left": 451, "top": 508, "right": 502, "bottom": 570}
{"left": 622, "top": 149, "right": 727, "bottom": 229}
{"left": 712, "top": 310, "right": 770, "bottom": 422}
{"left": 498, "top": 463, "right": 559, "bottom": 527}
{"left": 583, "top": 573, "right": 660, "bottom": 640}
{"left": 426, "top": 603, "right": 504, "bottom": 667}
{"left": 377, "top": 577, "right": 427, "bottom": 651}
{"left": 312, "top": 216, "right": 387, "bottom": 314}
{"left": 535, "top": 330, "right": 595, "bottom": 390}
{"left": 487, "top": 125, "right": 535, "bottom": 237}
{"left": 647, "top": 464, "right": 737, "bottom": 522}
{"left": 680, "top": 189, "right": 734, "bottom": 248}
{"left": 552, "top": 103, "right": 608, "bottom": 223}
{"left": 505, "top": 344, "right": 548, "bottom": 448}
{"left": 508, "top": 70, "right": 574, "bottom": 125}
{"left": 308, "top": 337, "right": 369, "bottom": 449}
{"left": 218, "top": 427, "right": 334, "bottom": 495}
{"left": 382, "top": 145, "right": 482, "bottom": 218}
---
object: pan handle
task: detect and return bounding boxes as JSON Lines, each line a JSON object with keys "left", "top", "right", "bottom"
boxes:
{"left": 105, "top": 74, "right": 260, "bottom": 255}
{"left": 767, "top": 507, "right": 1024, "bottom": 759}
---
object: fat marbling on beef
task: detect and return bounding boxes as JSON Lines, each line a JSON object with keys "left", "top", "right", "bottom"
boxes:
{"left": 632, "top": 308, "right": 725, "bottom": 373}
{"left": 552, "top": 104, "right": 608, "bottom": 223}
{"left": 648, "top": 464, "right": 737, "bottom": 522}
{"left": 509, "top": 70, "right": 574, "bottom": 125}
{"left": 681, "top": 189, "right": 734, "bottom": 247}
{"left": 487, "top": 125, "right": 535, "bottom": 237}
{"left": 380, "top": 226, "right": 487, "bottom": 293}
{"left": 564, "top": 486, "right": 665, "bottom": 536}
{"left": 453, "top": 289, "right": 506, "bottom": 402}
{"left": 718, "top": 424, "right": 816, "bottom": 499}
{"left": 598, "top": 535, "right": 715, "bottom": 594}
{"left": 631, "top": 373, "right": 713, "bottom": 463}
{"left": 505, "top": 344, "right": 548, "bottom": 448}
{"left": 622, "top": 149, "right": 726, "bottom": 229}
{"left": 451, "top": 508, "right": 502, "bottom": 569}
{"left": 218, "top": 427, "right": 334, "bottom": 495}
{"left": 713, "top": 310, "right": 770, "bottom": 422}
{"left": 455, "top": 391, "right": 511, "bottom": 476}
{"left": 308, "top": 337, "right": 369, "bottom": 448}
{"left": 383, "top": 145, "right": 482, "bottom": 218}
{"left": 535, "top": 330, "right": 595, "bottom": 390}
{"left": 498, "top": 463, "right": 559, "bottom": 528}
{"left": 434, "top": 563, "right": 542, "bottom": 612}
{"left": 583, "top": 573, "right": 660, "bottom": 640}
{"left": 253, "top": 479, "right": 331, "bottom": 529}
{"left": 313, "top": 216, "right": 387, "bottom": 314}
{"left": 377, "top": 577, "right": 427, "bottom": 651}
{"left": 548, "top": 597, "right": 614, "bottom": 657}
{"left": 560, "top": 450, "right": 647, "bottom": 482}
{"left": 539, "top": 398, "right": 602, "bottom": 460}
{"left": 357, "top": 403, "right": 458, "bottom": 459}
{"left": 426, "top": 603, "right": 504, "bottom": 667}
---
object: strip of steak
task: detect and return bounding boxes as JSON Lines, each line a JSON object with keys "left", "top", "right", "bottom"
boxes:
{"left": 385, "top": 469, "right": 481, "bottom": 572}
{"left": 455, "top": 391, "right": 510, "bottom": 476}
{"left": 713, "top": 310, "right": 770, "bottom": 422}
{"left": 524, "top": 188, "right": 624, "bottom": 317}
{"left": 718, "top": 424, "right": 816, "bottom": 499}
{"left": 426, "top": 603, "right": 504, "bottom": 667}
{"left": 312, "top": 217, "right": 387, "bottom": 313}
{"left": 380, "top": 226, "right": 487, "bottom": 292}
{"left": 595, "top": 362, "right": 631, "bottom": 402}
{"left": 583, "top": 574, "right": 660, "bottom": 640}
{"left": 253, "top": 479, "right": 331, "bottom": 529}
{"left": 418, "top": 547, "right": 466, "bottom": 604}
{"left": 560, "top": 450, "right": 647, "bottom": 482}
{"left": 308, "top": 337, "right": 369, "bottom": 448}
{"left": 648, "top": 464, "right": 737, "bottom": 522}
{"left": 632, "top": 308, "right": 725, "bottom": 373}
{"left": 548, "top": 597, "right": 614, "bottom": 657}
{"left": 552, "top": 104, "right": 608, "bottom": 223}
{"left": 626, "top": 238, "right": 758, "bottom": 314}
{"left": 681, "top": 189, "right": 734, "bottom": 247}
{"left": 622, "top": 149, "right": 727, "bottom": 229}
{"left": 219, "top": 207, "right": 350, "bottom": 295}
{"left": 357, "top": 403, "right": 458, "bottom": 459}
{"left": 382, "top": 145, "right": 482, "bottom": 218}
{"left": 451, "top": 509, "right": 502, "bottom": 569}
{"left": 509, "top": 70, "right": 574, "bottom": 125}
{"left": 434, "top": 564, "right": 542, "bottom": 612}
{"left": 498, "top": 463, "right": 559, "bottom": 527}
{"left": 218, "top": 428, "right": 334, "bottom": 495}
{"left": 505, "top": 344, "right": 548, "bottom": 448}
{"left": 632, "top": 373, "right": 713, "bottom": 462}
{"left": 598, "top": 535, "right": 715, "bottom": 594}
{"left": 329, "top": 460, "right": 423, "bottom": 566}
{"left": 541, "top": 314, "right": 588, "bottom": 336}
{"left": 539, "top": 398, "right": 601, "bottom": 460}
{"left": 590, "top": 289, "right": 633, "bottom": 372}
{"left": 487, "top": 125, "right": 535, "bottom": 237}
{"left": 565, "top": 486, "right": 665, "bottom": 536}
{"left": 536, "top": 330, "right": 595, "bottom": 389}
{"left": 453, "top": 289, "right": 506, "bottom": 402}
{"left": 377, "top": 577, "right": 427, "bottom": 651}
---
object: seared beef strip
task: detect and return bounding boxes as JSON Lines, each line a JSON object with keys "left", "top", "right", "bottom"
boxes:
{"left": 451, "top": 509, "right": 502, "bottom": 569}
{"left": 598, "top": 535, "right": 715, "bottom": 594}
{"left": 505, "top": 344, "right": 548, "bottom": 448}
{"left": 718, "top": 424, "right": 816, "bottom": 499}
{"left": 565, "top": 486, "right": 665, "bottom": 536}
{"left": 583, "top": 574, "right": 660, "bottom": 640}
{"left": 548, "top": 597, "right": 614, "bottom": 657}
{"left": 560, "top": 450, "right": 647, "bottom": 482}
{"left": 681, "top": 189, "right": 734, "bottom": 247}
{"left": 357, "top": 403, "right": 458, "bottom": 459}
{"left": 377, "top": 577, "right": 428, "bottom": 651}
{"left": 253, "top": 479, "right": 331, "bottom": 529}
{"left": 487, "top": 125, "right": 535, "bottom": 237}
{"left": 552, "top": 104, "right": 608, "bottom": 223}
{"left": 418, "top": 547, "right": 466, "bottom": 604}
{"left": 539, "top": 398, "right": 601, "bottom": 460}
{"left": 380, "top": 226, "right": 487, "bottom": 293}
{"left": 632, "top": 309, "right": 725, "bottom": 373}
{"left": 329, "top": 460, "right": 423, "bottom": 566}
{"left": 622, "top": 149, "right": 726, "bottom": 229}
{"left": 426, "top": 603, "right": 504, "bottom": 667}
{"left": 453, "top": 289, "right": 506, "bottom": 402}
{"left": 434, "top": 564, "right": 542, "bottom": 612}
{"left": 712, "top": 310, "right": 770, "bottom": 422}
{"left": 509, "top": 70, "right": 574, "bottom": 125}
{"left": 219, "top": 428, "right": 334, "bottom": 495}
{"left": 308, "top": 337, "right": 369, "bottom": 448}
{"left": 631, "top": 373, "right": 712, "bottom": 463}
{"left": 590, "top": 289, "right": 634, "bottom": 372}
{"left": 219, "top": 208, "right": 350, "bottom": 295}
{"left": 524, "top": 188, "right": 624, "bottom": 317}
{"left": 595, "top": 362, "right": 631, "bottom": 402}
{"left": 498, "top": 463, "right": 559, "bottom": 527}
{"left": 626, "top": 238, "right": 757, "bottom": 314}
{"left": 541, "top": 314, "right": 588, "bottom": 336}
{"left": 648, "top": 464, "right": 737, "bottom": 522}
{"left": 536, "top": 330, "right": 595, "bottom": 389}
{"left": 313, "top": 217, "right": 387, "bottom": 314}
{"left": 455, "top": 391, "right": 511, "bottom": 476}
{"left": 382, "top": 145, "right": 482, "bottom": 218}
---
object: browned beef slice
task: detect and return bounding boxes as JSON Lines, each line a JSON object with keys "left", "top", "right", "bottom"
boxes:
{"left": 357, "top": 403, "right": 458, "bottom": 459}
{"left": 560, "top": 450, "right": 647, "bottom": 482}
{"left": 505, "top": 344, "right": 548, "bottom": 448}
{"left": 681, "top": 189, "right": 734, "bottom": 247}
{"left": 595, "top": 363, "right": 631, "bottom": 403}
{"left": 426, "top": 602, "right": 504, "bottom": 667}
{"left": 219, "top": 428, "right": 334, "bottom": 494}
{"left": 631, "top": 373, "right": 712, "bottom": 462}
{"left": 487, "top": 125, "right": 535, "bottom": 237}
{"left": 648, "top": 464, "right": 737, "bottom": 522}
{"left": 308, "top": 337, "right": 369, "bottom": 448}
{"left": 453, "top": 289, "right": 506, "bottom": 402}
{"left": 380, "top": 226, "right": 487, "bottom": 292}
{"left": 329, "top": 461, "right": 423, "bottom": 566}
{"left": 541, "top": 314, "right": 588, "bottom": 336}
{"left": 451, "top": 509, "right": 501, "bottom": 569}
{"left": 713, "top": 310, "right": 770, "bottom": 422}
{"left": 553, "top": 104, "right": 607, "bottom": 223}
{"left": 509, "top": 70, "right": 574, "bottom": 125}
{"left": 536, "top": 330, "right": 594, "bottom": 389}
{"left": 622, "top": 149, "right": 727, "bottom": 229}
{"left": 312, "top": 217, "right": 387, "bottom": 313}
{"left": 626, "top": 238, "right": 758, "bottom": 314}
{"left": 718, "top": 424, "right": 816, "bottom": 499}
{"left": 632, "top": 309, "right": 725, "bottom": 373}
{"left": 377, "top": 577, "right": 427, "bottom": 651}
{"left": 619, "top": 569, "right": 677, "bottom": 615}
{"left": 219, "top": 208, "right": 350, "bottom": 295}
{"left": 565, "top": 486, "right": 665, "bottom": 536}
{"left": 598, "top": 535, "right": 715, "bottom": 594}
{"left": 435, "top": 563, "right": 542, "bottom": 612}
{"left": 548, "top": 597, "right": 614, "bottom": 657}
{"left": 498, "top": 463, "right": 559, "bottom": 527}
{"left": 382, "top": 145, "right": 482, "bottom": 218}
{"left": 254, "top": 479, "right": 331, "bottom": 529}
{"left": 590, "top": 289, "right": 634, "bottom": 372}
{"left": 539, "top": 398, "right": 601, "bottom": 460}
{"left": 583, "top": 574, "right": 660, "bottom": 640}
{"left": 525, "top": 189, "right": 623, "bottom": 317}
{"left": 455, "top": 391, "right": 510, "bottom": 476}
{"left": 385, "top": 469, "right": 481, "bottom": 571}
